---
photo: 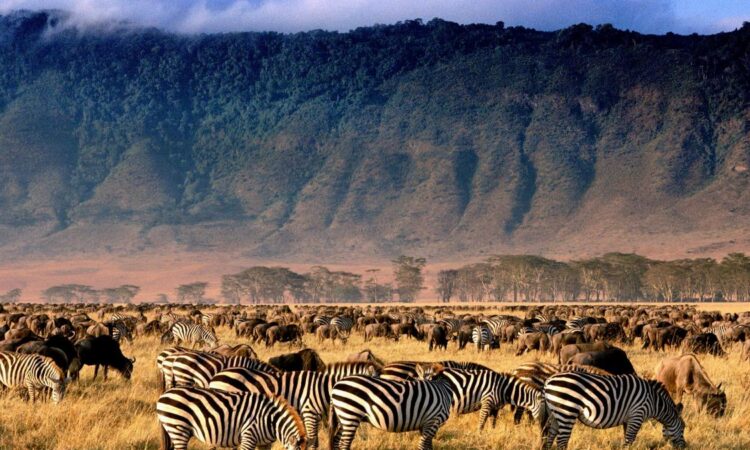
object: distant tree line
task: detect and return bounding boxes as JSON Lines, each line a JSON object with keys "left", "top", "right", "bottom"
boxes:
{"left": 40, "top": 284, "right": 141, "bottom": 303}
{"left": 220, "top": 257, "right": 424, "bottom": 304}
{"left": 436, "top": 253, "right": 750, "bottom": 302}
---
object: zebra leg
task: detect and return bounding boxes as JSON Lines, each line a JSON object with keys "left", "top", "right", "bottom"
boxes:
{"left": 623, "top": 416, "right": 645, "bottom": 445}
{"left": 335, "top": 423, "right": 358, "bottom": 450}
{"left": 478, "top": 400, "right": 491, "bottom": 430}
{"left": 166, "top": 425, "right": 192, "bottom": 450}
{"left": 302, "top": 411, "right": 320, "bottom": 449}
{"left": 418, "top": 420, "right": 442, "bottom": 450}
{"left": 513, "top": 406, "right": 525, "bottom": 425}
{"left": 552, "top": 419, "right": 575, "bottom": 450}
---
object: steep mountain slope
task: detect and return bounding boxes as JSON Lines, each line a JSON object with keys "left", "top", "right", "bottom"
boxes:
{"left": 0, "top": 12, "right": 748, "bottom": 262}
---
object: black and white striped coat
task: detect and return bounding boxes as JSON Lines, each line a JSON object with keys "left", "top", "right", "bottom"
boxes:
{"left": 209, "top": 362, "right": 378, "bottom": 449}
{"left": 0, "top": 351, "right": 67, "bottom": 403}
{"left": 169, "top": 322, "right": 218, "bottom": 349}
{"left": 434, "top": 368, "right": 546, "bottom": 430}
{"left": 472, "top": 325, "right": 494, "bottom": 352}
{"left": 329, "top": 370, "right": 453, "bottom": 450}
{"left": 157, "top": 386, "right": 306, "bottom": 450}
{"left": 543, "top": 372, "right": 686, "bottom": 450}
{"left": 330, "top": 316, "right": 354, "bottom": 336}
{"left": 161, "top": 351, "right": 277, "bottom": 390}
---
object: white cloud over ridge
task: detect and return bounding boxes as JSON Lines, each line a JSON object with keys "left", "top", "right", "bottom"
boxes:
{"left": 0, "top": 0, "right": 745, "bottom": 35}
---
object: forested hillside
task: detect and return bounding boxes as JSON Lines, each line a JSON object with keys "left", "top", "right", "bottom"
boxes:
{"left": 1, "top": 11, "right": 749, "bottom": 261}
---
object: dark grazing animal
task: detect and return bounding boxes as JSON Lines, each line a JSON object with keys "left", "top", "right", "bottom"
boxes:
{"left": 428, "top": 325, "right": 449, "bottom": 351}
{"left": 559, "top": 342, "right": 611, "bottom": 365}
{"left": 568, "top": 347, "right": 636, "bottom": 375}
{"left": 682, "top": 333, "right": 725, "bottom": 356}
{"left": 269, "top": 349, "right": 326, "bottom": 372}
{"left": 75, "top": 335, "right": 135, "bottom": 381}
{"left": 17, "top": 334, "right": 80, "bottom": 378}
{"left": 543, "top": 372, "right": 686, "bottom": 450}
{"left": 157, "top": 386, "right": 306, "bottom": 450}
{"left": 656, "top": 354, "right": 726, "bottom": 418}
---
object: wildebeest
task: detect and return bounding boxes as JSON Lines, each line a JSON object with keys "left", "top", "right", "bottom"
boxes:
{"left": 75, "top": 335, "right": 135, "bottom": 381}
{"left": 656, "top": 354, "right": 726, "bottom": 417}
{"left": 428, "top": 325, "right": 449, "bottom": 351}
{"left": 346, "top": 349, "right": 385, "bottom": 367}
{"left": 552, "top": 331, "right": 587, "bottom": 362}
{"left": 515, "top": 331, "right": 550, "bottom": 356}
{"left": 683, "top": 333, "right": 725, "bottom": 356}
{"left": 643, "top": 325, "right": 688, "bottom": 351}
{"left": 210, "top": 344, "right": 258, "bottom": 359}
{"left": 364, "top": 323, "right": 391, "bottom": 342}
{"left": 568, "top": 347, "right": 636, "bottom": 375}
{"left": 559, "top": 342, "right": 612, "bottom": 365}
{"left": 268, "top": 348, "right": 326, "bottom": 371}
{"left": 266, "top": 324, "right": 303, "bottom": 347}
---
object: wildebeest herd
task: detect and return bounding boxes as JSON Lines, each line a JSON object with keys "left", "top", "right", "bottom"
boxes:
{"left": 0, "top": 302, "right": 748, "bottom": 449}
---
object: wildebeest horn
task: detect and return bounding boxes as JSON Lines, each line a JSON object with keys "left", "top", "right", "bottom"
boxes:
{"left": 130, "top": 357, "right": 136, "bottom": 363}
{"left": 717, "top": 382, "right": 723, "bottom": 390}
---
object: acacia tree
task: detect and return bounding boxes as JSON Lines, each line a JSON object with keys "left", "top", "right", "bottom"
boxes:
{"left": 436, "top": 269, "right": 458, "bottom": 302}
{"left": 0, "top": 288, "right": 21, "bottom": 303}
{"left": 392, "top": 256, "right": 426, "bottom": 302}
{"left": 176, "top": 282, "right": 208, "bottom": 304}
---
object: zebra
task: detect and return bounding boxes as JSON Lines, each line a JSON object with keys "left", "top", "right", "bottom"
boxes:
{"left": 472, "top": 325, "right": 494, "bottom": 352}
{"left": 330, "top": 316, "right": 354, "bottom": 339}
{"left": 0, "top": 352, "right": 67, "bottom": 403}
{"left": 169, "top": 322, "right": 218, "bottom": 349}
{"left": 422, "top": 367, "right": 547, "bottom": 431}
{"left": 481, "top": 315, "right": 520, "bottom": 338}
{"left": 543, "top": 372, "right": 686, "bottom": 450}
{"left": 704, "top": 324, "right": 746, "bottom": 346}
{"left": 161, "top": 351, "right": 277, "bottom": 390}
{"left": 209, "top": 362, "right": 379, "bottom": 449}
{"left": 313, "top": 316, "right": 332, "bottom": 327}
{"left": 157, "top": 386, "right": 306, "bottom": 450}
{"left": 437, "top": 318, "right": 462, "bottom": 337}
{"left": 329, "top": 367, "right": 453, "bottom": 450}
{"left": 106, "top": 320, "right": 133, "bottom": 344}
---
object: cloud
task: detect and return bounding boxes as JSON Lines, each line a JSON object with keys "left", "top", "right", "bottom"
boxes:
{"left": 0, "top": 0, "right": 742, "bottom": 34}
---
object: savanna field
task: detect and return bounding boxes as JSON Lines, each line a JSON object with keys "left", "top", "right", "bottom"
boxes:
{"left": 2, "top": 303, "right": 750, "bottom": 450}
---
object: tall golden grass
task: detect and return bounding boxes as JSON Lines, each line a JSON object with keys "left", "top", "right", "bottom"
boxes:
{"left": 1, "top": 304, "right": 749, "bottom": 449}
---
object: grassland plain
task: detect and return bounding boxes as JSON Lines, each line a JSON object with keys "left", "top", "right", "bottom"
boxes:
{"left": 1, "top": 303, "right": 749, "bottom": 450}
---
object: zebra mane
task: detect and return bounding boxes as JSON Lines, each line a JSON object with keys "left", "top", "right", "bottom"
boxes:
{"left": 270, "top": 394, "right": 307, "bottom": 440}
{"left": 499, "top": 372, "right": 543, "bottom": 392}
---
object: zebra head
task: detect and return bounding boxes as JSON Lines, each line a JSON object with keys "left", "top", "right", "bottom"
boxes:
{"left": 415, "top": 362, "right": 445, "bottom": 380}
{"left": 50, "top": 370, "right": 67, "bottom": 404}
{"left": 274, "top": 397, "right": 307, "bottom": 450}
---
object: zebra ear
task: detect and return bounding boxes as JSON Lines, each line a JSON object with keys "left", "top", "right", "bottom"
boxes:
{"left": 415, "top": 363, "right": 426, "bottom": 379}
{"left": 675, "top": 403, "right": 684, "bottom": 415}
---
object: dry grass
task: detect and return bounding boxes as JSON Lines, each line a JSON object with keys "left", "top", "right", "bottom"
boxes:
{"left": 2, "top": 303, "right": 750, "bottom": 449}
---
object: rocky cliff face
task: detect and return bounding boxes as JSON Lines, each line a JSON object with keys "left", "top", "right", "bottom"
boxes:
{"left": 0, "top": 13, "right": 748, "bottom": 261}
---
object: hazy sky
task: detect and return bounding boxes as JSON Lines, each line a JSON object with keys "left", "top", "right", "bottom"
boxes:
{"left": 1, "top": 0, "right": 748, "bottom": 34}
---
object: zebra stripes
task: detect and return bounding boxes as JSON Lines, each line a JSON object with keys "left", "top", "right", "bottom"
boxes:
{"left": 481, "top": 316, "right": 520, "bottom": 337}
{"left": 329, "top": 369, "right": 453, "bottom": 450}
{"left": 543, "top": 372, "right": 686, "bottom": 450}
{"left": 170, "top": 322, "right": 218, "bottom": 349}
{"left": 161, "top": 351, "right": 277, "bottom": 390}
{"left": 0, "top": 351, "right": 67, "bottom": 403}
{"left": 330, "top": 317, "right": 354, "bottom": 336}
{"left": 472, "top": 325, "right": 494, "bottom": 352}
{"left": 433, "top": 368, "right": 546, "bottom": 430}
{"left": 107, "top": 320, "right": 133, "bottom": 344}
{"left": 157, "top": 386, "right": 306, "bottom": 450}
{"left": 209, "top": 362, "right": 378, "bottom": 449}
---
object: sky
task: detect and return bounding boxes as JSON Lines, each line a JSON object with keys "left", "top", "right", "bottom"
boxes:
{"left": 0, "top": 0, "right": 748, "bottom": 35}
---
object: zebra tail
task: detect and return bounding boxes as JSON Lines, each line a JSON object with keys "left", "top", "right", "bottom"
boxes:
{"left": 328, "top": 403, "right": 339, "bottom": 450}
{"left": 160, "top": 423, "right": 173, "bottom": 450}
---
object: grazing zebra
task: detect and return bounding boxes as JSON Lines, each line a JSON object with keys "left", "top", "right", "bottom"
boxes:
{"left": 0, "top": 352, "right": 67, "bottom": 403}
{"left": 162, "top": 351, "right": 277, "bottom": 390}
{"left": 313, "top": 316, "right": 332, "bottom": 327}
{"left": 512, "top": 362, "right": 613, "bottom": 424}
{"left": 543, "top": 372, "right": 686, "bottom": 450}
{"left": 169, "top": 322, "right": 218, "bottom": 349}
{"left": 423, "top": 367, "right": 547, "bottom": 430}
{"left": 107, "top": 320, "right": 133, "bottom": 344}
{"left": 565, "top": 316, "right": 593, "bottom": 331}
{"left": 472, "top": 325, "right": 494, "bottom": 352}
{"left": 704, "top": 324, "right": 746, "bottom": 346}
{"left": 157, "top": 386, "right": 306, "bottom": 450}
{"left": 481, "top": 315, "right": 520, "bottom": 337}
{"left": 329, "top": 367, "right": 453, "bottom": 450}
{"left": 209, "top": 362, "right": 378, "bottom": 449}
{"left": 330, "top": 316, "right": 354, "bottom": 337}
{"left": 437, "top": 318, "right": 462, "bottom": 337}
